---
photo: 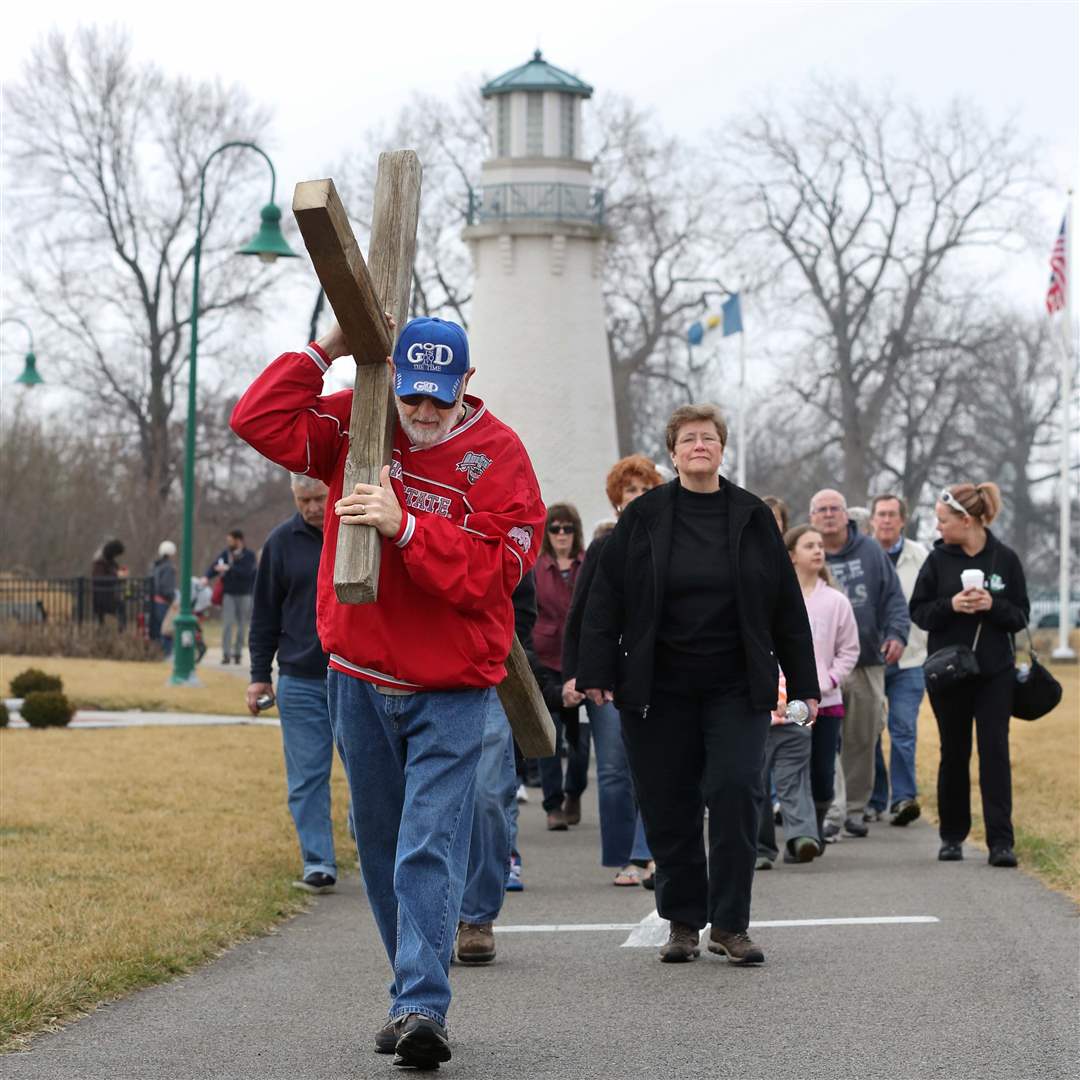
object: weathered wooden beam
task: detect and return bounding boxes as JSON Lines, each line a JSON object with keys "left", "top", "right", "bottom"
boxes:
{"left": 497, "top": 636, "right": 557, "bottom": 757}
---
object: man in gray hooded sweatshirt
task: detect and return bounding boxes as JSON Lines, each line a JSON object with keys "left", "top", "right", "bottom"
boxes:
{"left": 809, "top": 489, "right": 910, "bottom": 837}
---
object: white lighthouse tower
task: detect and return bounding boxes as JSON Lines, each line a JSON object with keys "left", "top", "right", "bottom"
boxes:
{"left": 463, "top": 51, "right": 619, "bottom": 533}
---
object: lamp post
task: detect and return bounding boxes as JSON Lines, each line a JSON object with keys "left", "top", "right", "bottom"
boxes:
{"left": 170, "top": 142, "right": 297, "bottom": 685}
{"left": 0, "top": 318, "right": 44, "bottom": 386}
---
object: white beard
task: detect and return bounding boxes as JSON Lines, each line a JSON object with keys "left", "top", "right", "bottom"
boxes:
{"left": 395, "top": 393, "right": 464, "bottom": 447}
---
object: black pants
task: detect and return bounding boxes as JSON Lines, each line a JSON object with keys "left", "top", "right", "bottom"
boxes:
{"left": 809, "top": 713, "right": 843, "bottom": 807}
{"left": 621, "top": 690, "right": 770, "bottom": 933}
{"left": 928, "top": 666, "right": 1014, "bottom": 849}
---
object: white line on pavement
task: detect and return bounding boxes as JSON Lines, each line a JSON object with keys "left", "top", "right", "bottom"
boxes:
{"left": 496, "top": 924, "right": 640, "bottom": 933}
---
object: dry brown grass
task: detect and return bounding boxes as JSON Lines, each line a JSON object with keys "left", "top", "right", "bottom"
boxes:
{"left": 1, "top": 654, "right": 249, "bottom": 716}
{"left": 913, "top": 659, "right": 1080, "bottom": 901}
{"left": 0, "top": 725, "right": 353, "bottom": 1048}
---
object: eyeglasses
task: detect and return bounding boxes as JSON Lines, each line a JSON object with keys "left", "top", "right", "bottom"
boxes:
{"left": 397, "top": 394, "right": 458, "bottom": 411}
{"left": 939, "top": 489, "right": 968, "bottom": 515}
{"left": 548, "top": 524, "right": 575, "bottom": 535}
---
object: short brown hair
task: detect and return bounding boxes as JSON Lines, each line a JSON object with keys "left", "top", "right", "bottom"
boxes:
{"left": 871, "top": 493, "right": 908, "bottom": 519}
{"left": 941, "top": 482, "right": 1002, "bottom": 525}
{"left": 784, "top": 524, "right": 839, "bottom": 588}
{"left": 540, "top": 502, "right": 584, "bottom": 560}
{"left": 605, "top": 454, "right": 663, "bottom": 511}
{"left": 665, "top": 404, "right": 728, "bottom": 454}
{"left": 763, "top": 496, "right": 789, "bottom": 533}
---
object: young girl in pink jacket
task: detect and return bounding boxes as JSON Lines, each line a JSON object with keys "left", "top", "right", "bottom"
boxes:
{"left": 759, "top": 525, "right": 860, "bottom": 866}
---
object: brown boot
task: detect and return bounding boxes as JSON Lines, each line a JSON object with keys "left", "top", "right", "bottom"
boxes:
{"left": 563, "top": 794, "right": 582, "bottom": 825}
{"left": 708, "top": 928, "right": 765, "bottom": 965}
{"left": 546, "top": 808, "right": 569, "bottom": 831}
{"left": 659, "top": 921, "right": 700, "bottom": 963}
{"left": 456, "top": 921, "right": 496, "bottom": 964}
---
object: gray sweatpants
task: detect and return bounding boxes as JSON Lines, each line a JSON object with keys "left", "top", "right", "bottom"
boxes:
{"left": 757, "top": 722, "right": 817, "bottom": 861}
{"left": 221, "top": 592, "right": 253, "bottom": 661}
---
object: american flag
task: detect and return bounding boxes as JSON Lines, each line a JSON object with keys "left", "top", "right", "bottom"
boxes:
{"left": 1046, "top": 214, "right": 1067, "bottom": 315}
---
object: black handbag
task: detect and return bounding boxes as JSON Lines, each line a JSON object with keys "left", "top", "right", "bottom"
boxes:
{"left": 1012, "top": 629, "right": 1063, "bottom": 721}
{"left": 923, "top": 622, "right": 983, "bottom": 692}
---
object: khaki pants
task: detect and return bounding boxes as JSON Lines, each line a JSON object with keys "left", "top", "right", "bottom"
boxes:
{"left": 838, "top": 665, "right": 887, "bottom": 817}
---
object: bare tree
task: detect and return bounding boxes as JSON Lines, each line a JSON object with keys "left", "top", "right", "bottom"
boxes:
{"left": 3, "top": 27, "right": 283, "bottom": 513}
{"left": 724, "top": 81, "right": 1041, "bottom": 503}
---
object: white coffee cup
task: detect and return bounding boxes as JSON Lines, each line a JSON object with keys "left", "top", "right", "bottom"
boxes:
{"left": 960, "top": 569, "right": 985, "bottom": 591}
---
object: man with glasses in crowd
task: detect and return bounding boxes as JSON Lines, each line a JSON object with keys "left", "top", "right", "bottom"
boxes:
{"left": 809, "top": 489, "right": 910, "bottom": 839}
{"left": 231, "top": 315, "right": 545, "bottom": 1069}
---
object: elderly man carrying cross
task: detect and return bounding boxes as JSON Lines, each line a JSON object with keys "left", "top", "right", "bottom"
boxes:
{"left": 231, "top": 314, "right": 545, "bottom": 1069}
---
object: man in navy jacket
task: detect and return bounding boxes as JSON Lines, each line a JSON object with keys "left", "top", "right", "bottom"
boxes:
{"left": 248, "top": 475, "right": 335, "bottom": 894}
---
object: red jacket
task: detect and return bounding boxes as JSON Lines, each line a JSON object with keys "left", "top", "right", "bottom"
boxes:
{"left": 533, "top": 551, "right": 583, "bottom": 673}
{"left": 230, "top": 345, "right": 546, "bottom": 690}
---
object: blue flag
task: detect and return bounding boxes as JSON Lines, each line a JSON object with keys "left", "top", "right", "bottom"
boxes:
{"left": 722, "top": 293, "right": 743, "bottom": 336}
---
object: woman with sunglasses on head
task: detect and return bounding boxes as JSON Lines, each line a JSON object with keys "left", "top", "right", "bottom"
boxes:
{"left": 534, "top": 503, "right": 590, "bottom": 831}
{"left": 909, "top": 483, "right": 1030, "bottom": 868}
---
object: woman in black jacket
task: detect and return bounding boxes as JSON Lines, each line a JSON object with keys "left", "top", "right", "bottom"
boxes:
{"left": 909, "top": 482, "right": 1029, "bottom": 868}
{"left": 577, "top": 405, "right": 818, "bottom": 967}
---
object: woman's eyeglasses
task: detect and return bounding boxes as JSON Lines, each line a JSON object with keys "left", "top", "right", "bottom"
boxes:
{"left": 548, "top": 524, "right": 575, "bottom": 535}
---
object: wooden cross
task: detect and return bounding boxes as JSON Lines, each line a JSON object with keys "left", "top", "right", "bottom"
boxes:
{"left": 291, "top": 154, "right": 555, "bottom": 757}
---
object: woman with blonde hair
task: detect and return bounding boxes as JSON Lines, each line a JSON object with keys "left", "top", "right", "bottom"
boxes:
{"left": 910, "top": 482, "right": 1030, "bottom": 867}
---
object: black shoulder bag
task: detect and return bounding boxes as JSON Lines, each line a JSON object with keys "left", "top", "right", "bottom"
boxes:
{"left": 923, "top": 622, "right": 983, "bottom": 692}
{"left": 1012, "top": 628, "right": 1063, "bottom": 721}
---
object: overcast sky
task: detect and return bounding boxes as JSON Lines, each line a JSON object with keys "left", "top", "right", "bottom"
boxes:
{"left": 1, "top": 0, "right": 1077, "bottom": 392}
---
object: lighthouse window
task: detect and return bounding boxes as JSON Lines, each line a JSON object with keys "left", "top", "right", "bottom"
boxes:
{"left": 560, "top": 97, "right": 576, "bottom": 157}
{"left": 496, "top": 97, "right": 511, "bottom": 157}
{"left": 526, "top": 92, "right": 543, "bottom": 156}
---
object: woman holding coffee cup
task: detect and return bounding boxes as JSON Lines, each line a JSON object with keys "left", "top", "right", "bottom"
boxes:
{"left": 909, "top": 482, "right": 1030, "bottom": 868}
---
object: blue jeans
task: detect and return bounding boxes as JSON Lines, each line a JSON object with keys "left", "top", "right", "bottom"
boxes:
{"left": 327, "top": 671, "right": 489, "bottom": 1028}
{"left": 870, "top": 665, "right": 924, "bottom": 809}
{"left": 461, "top": 696, "right": 517, "bottom": 924}
{"left": 276, "top": 674, "right": 336, "bottom": 878}
{"left": 539, "top": 710, "right": 591, "bottom": 812}
{"left": 587, "top": 700, "right": 651, "bottom": 866}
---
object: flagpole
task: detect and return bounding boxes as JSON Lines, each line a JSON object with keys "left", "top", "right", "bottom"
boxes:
{"left": 736, "top": 325, "right": 747, "bottom": 489}
{"left": 1053, "top": 189, "right": 1076, "bottom": 661}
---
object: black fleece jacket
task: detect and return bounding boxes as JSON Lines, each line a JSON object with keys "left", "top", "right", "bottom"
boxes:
{"left": 909, "top": 530, "right": 1029, "bottom": 677}
{"left": 575, "top": 479, "right": 818, "bottom": 714}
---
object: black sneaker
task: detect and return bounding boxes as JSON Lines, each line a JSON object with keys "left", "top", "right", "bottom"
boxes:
{"left": 375, "top": 1016, "right": 404, "bottom": 1054}
{"left": 843, "top": 817, "right": 869, "bottom": 838}
{"left": 890, "top": 799, "right": 921, "bottom": 827}
{"left": 220, "top": 655, "right": 230, "bottom": 665}
{"left": 292, "top": 871, "right": 336, "bottom": 894}
{"left": 393, "top": 1014, "right": 451, "bottom": 1069}
{"left": 938, "top": 842, "right": 963, "bottom": 861}
{"left": 988, "top": 846, "right": 1018, "bottom": 868}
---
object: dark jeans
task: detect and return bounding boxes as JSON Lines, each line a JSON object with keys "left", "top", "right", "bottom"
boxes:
{"left": 539, "top": 709, "right": 591, "bottom": 813}
{"left": 809, "top": 713, "right": 844, "bottom": 808}
{"left": 621, "top": 689, "right": 770, "bottom": 933}
{"left": 929, "top": 666, "right": 1014, "bottom": 849}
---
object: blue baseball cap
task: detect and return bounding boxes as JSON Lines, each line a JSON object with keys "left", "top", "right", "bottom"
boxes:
{"left": 392, "top": 317, "right": 470, "bottom": 405}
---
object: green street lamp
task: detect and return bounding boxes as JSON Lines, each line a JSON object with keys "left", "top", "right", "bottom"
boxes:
{"left": 1, "top": 318, "right": 43, "bottom": 386}
{"left": 171, "top": 142, "right": 298, "bottom": 686}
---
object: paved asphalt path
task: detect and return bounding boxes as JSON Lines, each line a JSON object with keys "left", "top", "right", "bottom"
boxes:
{"left": 5, "top": 781, "right": 1077, "bottom": 1079}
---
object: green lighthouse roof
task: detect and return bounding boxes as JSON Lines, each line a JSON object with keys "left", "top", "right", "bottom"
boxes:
{"left": 481, "top": 50, "right": 593, "bottom": 99}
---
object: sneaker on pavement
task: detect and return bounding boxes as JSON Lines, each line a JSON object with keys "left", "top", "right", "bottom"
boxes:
{"left": 708, "top": 928, "right": 765, "bottom": 965}
{"left": 292, "top": 871, "right": 336, "bottom": 894}
{"left": 783, "top": 836, "right": 818, "bottom": 864}
{"left": 564, "top": 794, "right": 582, "bottom": 825}
{"left": 843, "top": 817, "right": 869, "bottom": 838}
{"left": 506, "top": 853, "right": 523, "bottom": 892}
{"left": 863, "top": 807, "right": 883, "bottom": 822}
{"left": 515, "top": 784, "right": 529, "bottom": 804}
{"left": 890, "top": 798, "right": 921, "bottom": 826}
{"left": 938, "top": 842, "right": 963, "bottom": 861}
{"left": 659, "top": 922, "right": 700, "bottom": 963}
{"left": 988, "top": 846, "right": 1018, "bottom": 868}
{"left": 822, "top": 822, "right": 841, "bottom": 844}
{"left": 546, "top": 808, "right": 569, "bottom": 831}
{"left": 393, "top": 1014, "right": 451, "bottom": 1069}
{"left": 755, "top": 856, "right": 774, "bottom": 871}
{"left": 375, "top": 1016, "right": 405, "bottom": 1054}
{"left": 456, "top": 920, "right": 496, "bottom": 964}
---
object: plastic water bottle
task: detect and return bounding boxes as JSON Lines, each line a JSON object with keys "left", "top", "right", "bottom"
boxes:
{"left": 785, "top": 700, "right": 811, "bottom": 726}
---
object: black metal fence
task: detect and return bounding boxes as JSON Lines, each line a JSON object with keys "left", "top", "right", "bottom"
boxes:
{"left": 0, "top": 576, "right": 154, "bottom": 635}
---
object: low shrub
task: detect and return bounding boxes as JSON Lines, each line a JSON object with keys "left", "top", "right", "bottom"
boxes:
{"left": 0, "top": 702, "right": 8, "bottom": 728}
{"left": 9, "top": 667, "right": 63, "bottom": 697}
{"left": 0, "top": 622, "right": 160, "bottom": 662}
{"left": 20, "top": 691, "right": 75, "bottom": 728}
